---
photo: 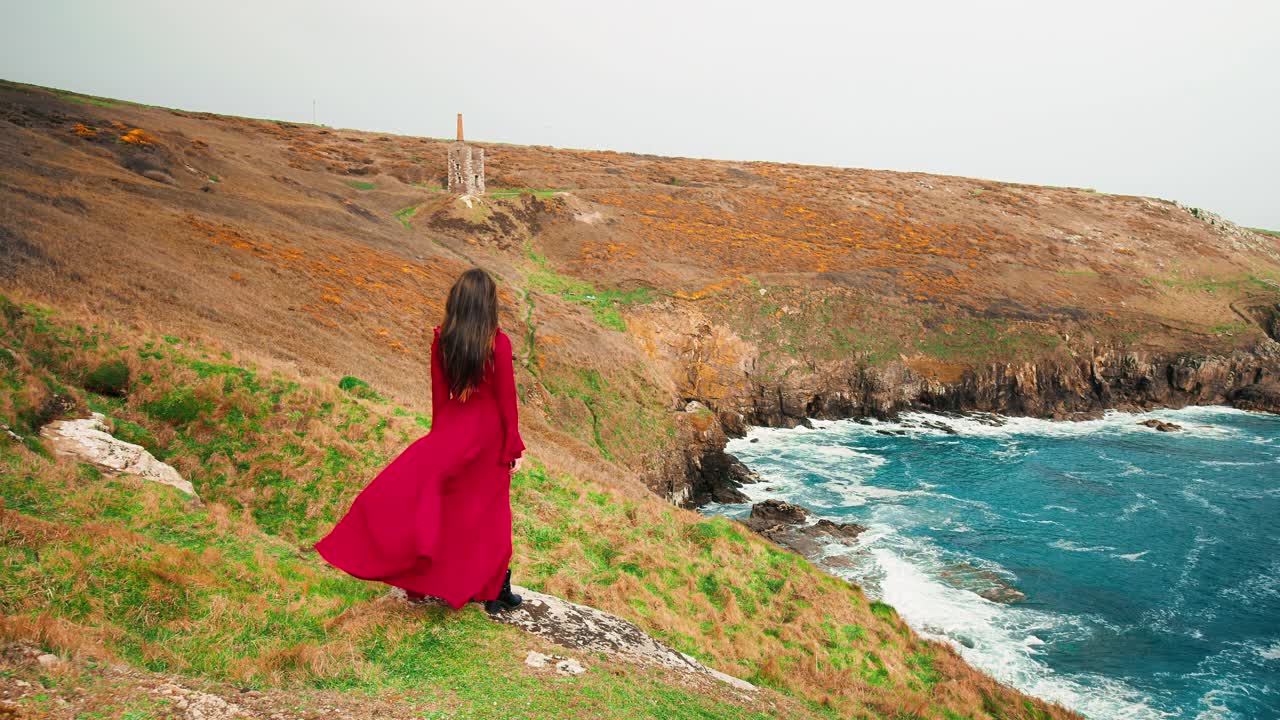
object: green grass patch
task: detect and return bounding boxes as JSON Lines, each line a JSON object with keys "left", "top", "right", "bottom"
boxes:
{"left": 869, "top": 601, "right": 896, "bottom": 622}
{"left": 917, "top": 316, "right": 1061, "bottom": 363}
{"left": 142, "top": 388, "right": 211, "bottom": 426}
{"left": 83, "top": 359, "right": 130, "bottom": 397}
{"left": 56, "top": 92, "right": 118, "bottom": 108}
{"left": 487, "top": 187, "right": 566, "bottom": 199}
{"left": 525, "top": 243, "right": 656, "bottom": 332}
{"left": 346, "top": 180, "right": 375, "bottom": 191}
{"left": 1149, "top": 271, "right": 1279, "bottom": 295}
{"left": 393, "top": 204, "right": 420, "bottom": 229}
{"left": 337, "top": 374, "right": 380, "bottom": 400}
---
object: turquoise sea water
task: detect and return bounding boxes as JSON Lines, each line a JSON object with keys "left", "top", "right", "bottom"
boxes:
{"left": 707, "top": 407, "right": 1280, "bottom": 719}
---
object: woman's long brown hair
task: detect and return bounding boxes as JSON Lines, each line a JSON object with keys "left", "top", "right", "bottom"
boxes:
{"left": 439, "top": 268, "right": 498, "bottom": 401}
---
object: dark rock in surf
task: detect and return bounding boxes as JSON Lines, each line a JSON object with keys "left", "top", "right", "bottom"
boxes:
{"left": 740, "top": 500, "right": 868, "bottom": 569}
{"left": 920, "top": 420, "right": 958, "bottom": 434}
{"left": 940, "top": 563, "right": 1027, "bottom": 604}
{"left": 749, "top": 499, "right": 809, "bottom": 525}
{"left": 809, "top": 518, "right": 867, "bottom": 540}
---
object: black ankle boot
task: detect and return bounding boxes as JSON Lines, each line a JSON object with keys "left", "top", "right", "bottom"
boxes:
{"left": 485, "top": 568, "right": 522, "bottom": 613}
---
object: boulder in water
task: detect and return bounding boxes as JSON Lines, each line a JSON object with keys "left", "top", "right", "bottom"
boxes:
{"left": 940, "top": 563, "right": 1027, "bottom": 604}
{"left": 1138, "top": 419, "right": 1182, "bottom": 432}
{"left": 741, "top": 500, "right": 868, "bottom": 569}
{"left": 748, "top": 499, "right": 809, "bottom": 525}
{"left": 809, "top": 518, "right": 867, "bottom": 540}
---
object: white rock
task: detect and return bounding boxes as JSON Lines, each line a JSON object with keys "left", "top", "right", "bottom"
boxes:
{"left": 524, "top": 651, "right": 550, "bottom": 668}
{"left": 35, "top": 653, "right": 60, "bottom": 668}
{"left": 40, "top": 413, "right": 197, "bottom": 498}
{"left": 555, "top": 658, "right": 586, "bottom": 676}
{"left": 492, "top": 586, "right": 754, "bottom": 692}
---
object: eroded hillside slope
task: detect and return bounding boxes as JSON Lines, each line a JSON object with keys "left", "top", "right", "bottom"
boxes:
{"left": 3, "top": 80, "right": 1277, "bottom": 506}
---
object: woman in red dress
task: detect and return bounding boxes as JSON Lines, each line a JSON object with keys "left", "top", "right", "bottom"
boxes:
{"left": 315, "top": 268, "right": 525, "bottom": 613}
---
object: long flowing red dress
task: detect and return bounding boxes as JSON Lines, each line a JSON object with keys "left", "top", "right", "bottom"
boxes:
{"left": 314, "top": 326, "right": 526, "bottom": 608}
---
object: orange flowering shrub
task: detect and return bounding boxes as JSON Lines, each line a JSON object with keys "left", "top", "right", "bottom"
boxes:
{"left": 181, "top": 215, "right": 512, "bottom": 355}
{"left": 119, "top": 128, "right": 158, "bottom": 146}
{"left": 591, "top": 187, "right": 992, "bottom": 300}
{"left": 71, "top": 123, "right": 97, "bottom": 138}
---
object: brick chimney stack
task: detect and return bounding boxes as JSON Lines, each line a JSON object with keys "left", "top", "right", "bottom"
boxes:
{"left": 446, "top": 114, "right": 484, "bottom": 195}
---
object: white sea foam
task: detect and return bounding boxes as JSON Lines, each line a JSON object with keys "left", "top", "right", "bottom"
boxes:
{"left": 808, "top": 444, "right": 884, "bottom": 461}
{"left": 1199, "top": 460, "right": 1265, "bottom": 467}
{"left": 1050, "top": 539, "right": 1117, "bottom": 554}
{"left": 1100, "top": 451, "right": 1152, "bottom": 477}
{"left": 863, "top": 547, "right": 1166, "bottom": 720}
{"left": 1181, "top": 487, "right": 1228, "bottom": 517}
{"left": 992, "top": 441, "right": 1030, "bottom": 461}
{"left": 1120, "top": 493, "right": 1162, "bottom": 521}
{"left": 819, "top": 481, "right": 918, "bottom": 506}
{"left": 803, "top": 407, "right": 1248, "bottom": 442}
{"left": 718, "top": 406, "right": 1277, "bottom": 719}
{"left": 1142, "top": 530, "right": 1221, "bottom": 633}
{"left": 1114, "top": 550, "right": 1151, "bottom": 562}
{"left": 1218, "top": 560, "right": 1280, "bottom": 606}
{"left": 1194, "top": 690, "right": 1234, "bottom": 720}
{"left": 1185, "top": 641, "right": 1280, "bottom": 719}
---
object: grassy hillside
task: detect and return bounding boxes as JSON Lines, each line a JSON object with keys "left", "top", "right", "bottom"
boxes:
{"left": 6, "top": 79, "right": 1279, "bottom": 718}
{"left": 2, "top": 78, "right": 1277, "bottom": 484}
{"left": 0, "top": 296, "right": 1073, "bottom": 718}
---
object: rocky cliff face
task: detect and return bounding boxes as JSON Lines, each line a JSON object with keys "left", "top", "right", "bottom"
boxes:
{"left": 655, "top": 335, "right": 1280, "bottom": 507}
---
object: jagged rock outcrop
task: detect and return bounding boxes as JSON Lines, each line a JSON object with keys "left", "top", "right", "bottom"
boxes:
{"left": 39, "top": 413, "right": 197, "bottom": 498}
{"left": 660, "top": 400, "right": 756, "bottom": 507}
{"left": 748, "top": 499, "right": 810, "bottom": 525}
{"left": 665, "top": 340, "right": 1280, "bottom": 506}
{"left": 741, "top": 500, "right": 867, "bottom": 560}
{"left": 1232, "top": 382, "right": 1280, "bottom": 412}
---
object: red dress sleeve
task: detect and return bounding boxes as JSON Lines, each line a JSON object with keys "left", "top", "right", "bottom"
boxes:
{"left": 430, "top": 327, "right": 447, "bottom": 422}
{"left": 493, "top": 330, "right": 525, "bottom": 464}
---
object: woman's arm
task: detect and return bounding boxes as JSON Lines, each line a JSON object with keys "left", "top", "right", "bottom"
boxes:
{"left": 430, "top": 328, "right": 447, "bottom": 422}
{"left": 494, "top": 330, "right": 525, "bottom": 465}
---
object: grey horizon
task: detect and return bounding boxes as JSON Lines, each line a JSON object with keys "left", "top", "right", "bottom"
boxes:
{"left": 3, "top": 0, "right": 1277, "bottom": 229}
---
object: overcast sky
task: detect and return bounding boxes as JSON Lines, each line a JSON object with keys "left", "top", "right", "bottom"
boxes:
{"left": 4, "top": 0, "right": 1278, "bottom": 228}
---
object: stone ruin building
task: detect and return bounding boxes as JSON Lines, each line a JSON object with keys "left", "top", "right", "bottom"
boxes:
{"left": 447, "top": 113, "right": 484, "bottom": 195}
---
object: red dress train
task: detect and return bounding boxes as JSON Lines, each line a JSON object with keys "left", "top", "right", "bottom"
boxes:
{"left": 314, "top": 327, "right": 526, "bottom": 608}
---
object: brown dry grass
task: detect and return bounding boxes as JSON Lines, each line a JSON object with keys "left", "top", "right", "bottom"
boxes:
{"left": 6, "top": 79, "right": 1275, "bottom": 719}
